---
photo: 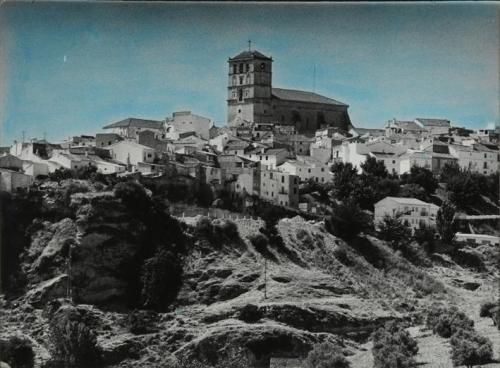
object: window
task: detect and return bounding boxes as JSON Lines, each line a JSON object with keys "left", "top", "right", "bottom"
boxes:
{"left": 246, "top": 63, "right": 250, "bottom": 72}
{"left": 270, "top": 172, "right": 273, "bottom": 179}
{"left": 238, "top": 89, "right": 243, "bottom": 101}
{"left": 238, "top": 109, "right": 241, "bottom": 113}
{"left": 392, "top": 160, "right": 396, "bottom": 164}
{"left": 147, "top": 153, "right": 152, "bottom": 158}
{"left": 239, "top": 76, "right": 243, "bottom": 85}
{"left": 265, "top": 156, "right": 268, "bottom": 160}
{"left": 260, "top": 155, "right": 263, "bottom": 160}
{"left": 293, "top": 188, "right": 297, "bottom": 194}
{"left": 483, "top": 162, "right": 487, "bottom": 169}
{"left": 232, "top": 76, "right": 237, "bottom": 85}
{"left": 321, "top": 167, "right": 324, "bottom": 172}
{"left": 233, "top": 65, "right": 237, "bottom": 74}
{"left": 260, "top": 63, "right": 266, "bottom": 71}
{"left": 308, "top": 169, "right": 311, "bottom": 173}
{"left": 239, "top": 63, "right": 244, "bottom": 73}
{"left": 281, "top": 176, "right": 284, "bottom": 183}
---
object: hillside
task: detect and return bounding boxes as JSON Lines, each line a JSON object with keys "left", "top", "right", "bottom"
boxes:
{"left": 0, "top": 180, "right": 498, "bottom": 368}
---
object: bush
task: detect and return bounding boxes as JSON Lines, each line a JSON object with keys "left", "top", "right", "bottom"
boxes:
{"left": 303, "top": 341, "right": 350, "bottom": 368}
{"left": 48, "top": 304, "right": 100, "bottom": 368}
{"left": 63, "top": 182, "right": 89, "bottom": 204}
{"left": 238, "top": 304, "right": 262, "bottom": 323}
{"left": 218, "top": 220, "right": 239, "bottom": 240}
{"left": 450, "top": 328, "right": 493, "bottom": 367}
{"left": 127, "top": 309, "right": 159, "bottom": 335}
{"left": 479, "top": 301, "right": 498, "bottom": 318}
{"left": 426, "top": 306, "right": 474, "bottom": 338}
{"left": 113, "top": 181, "right": 150, "bottom": 213}
{"left": 325, "top": 199, "right": 372, "bottom": 240}
{"left": 0, "top": 335, "right": 34, "bottom": 368}
{"left": 371, "top": 321, "right": 418, "bottom": 368}
{"left": 413, "top": 225, "right": 436, "bottom": 254}
{"left": 248, "top": 233, "right": 269, "bottom": 253}
{"left": 140, "top": 248, "right": 182, "bottom": 311}
{"left": 401, "top": 166, "right": 438, "bottom": 194}
{"left": 48, "top": 168, "right": 74, "bottom": 182}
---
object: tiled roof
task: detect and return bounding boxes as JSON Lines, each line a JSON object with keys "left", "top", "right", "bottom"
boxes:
{"left": 474, "top": 143, "right": 498, "bottom": 152}
{"left": 230, "top": 50, "right": 271, "bottom": 60}
{"left": 394, "top": 121, "right": 426, "bottom": 131}
{"left": 381, "top": 196, "right": 432, "bottom": 206}
{"left": 272, "top": 88, "right": 347, "bottom": 106}
{"left": 415, "top": 118, "right": 451, "bottom": 127}
{"left": 265, "top": 148, "right": 288, "bottom": 155}
{"left": 103, "top": 118, "right": 163, "bottom": 130}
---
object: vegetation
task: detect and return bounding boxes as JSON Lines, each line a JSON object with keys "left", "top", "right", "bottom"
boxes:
{"left": 47, "top": 304, "right": 101, "bottom": 368}
{"left": 140, "top": 248, "right": 182, "bottom": 311}
{"left": 450, "top": 328, "right": 493, "bottom": 368}
{"left": 479, "top": 301, "right": 498, "bottom": 318}
{"left": 426, "top": 306, "right": 474, "bottom": 338}
{"left": 436, "top": 201, "right": 457, "bottom": 244}
{"left": 413, "top": 224, "right": 436, "bottom": 254}
{"left": 400, "top": 166, "right": 438, "bottom": 195}
{"left": 371, "top": 321, "right": 418, "bottom": 368}
{"left": 325, "top": 199, "right": 372, "bottom": 240}
{"left": 0, "top": 335, "right": 34, "bottom": 368}
{"left": 303, "top": 341, "right": 350, "bottom": 368}
{"left": 377, "top": 214, "right": 411, "bottom": 250}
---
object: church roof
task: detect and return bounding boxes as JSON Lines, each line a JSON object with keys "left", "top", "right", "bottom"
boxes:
{"left": 415, "top": 118, "right": 451, "bottom": 127}
{"left": 272, "top": 88, "right": 348, "bottom": 106}
{"left": 230, "top": 50, "right": 272, "bottom": 60}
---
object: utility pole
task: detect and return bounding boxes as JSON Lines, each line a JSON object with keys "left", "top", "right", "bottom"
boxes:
{"left": 264, "top": 257, "right": 267, "bottom": 299}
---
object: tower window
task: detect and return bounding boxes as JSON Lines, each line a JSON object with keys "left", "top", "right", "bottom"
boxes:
{"left": 239, "top": 76, "right": 243, "bottom": 85}
{"left": 239, "top": 63, "right": 244, "bottom": 73}
{"left": 260, "top": 63, "right": 266, "bottom": 71}
{"left": 238, "top": 89, "right": 243, "bottom": 101}
{"left": 246, "top": 63, "right": 250, "bottom": 72}
{"left": 233, "top": 65, "right": 237, "bottom": 74}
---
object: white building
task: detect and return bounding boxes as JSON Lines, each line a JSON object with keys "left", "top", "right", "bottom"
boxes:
{"left": 243, "top": 147, "right": 289, "bottom": 170}
{"left": 102, "top": 118, "right": 164, "bottom": 139}
{"left": 277, "top": 157, "right": 332, "bottom": 184}
{"left": 414, "top": 118, "right": 451, "bottom": 136}
{"left": 107, "top": 140, "right": 155, "bottom": 167}
{"left": 449, "top": 143, "right": 499, "bottom": 175}
{"left": 164, "top": 111, "right": 214, "bottom": 140}
{"left": 50, "top": 151, "right": 93, "bottom": 170}
{"left": 374, "top": 196, "right": 439, "bottom": 231}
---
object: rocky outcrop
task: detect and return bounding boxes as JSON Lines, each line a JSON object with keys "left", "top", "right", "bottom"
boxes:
{"left": 25, "top": 274, "right": 68, "bottom": 308}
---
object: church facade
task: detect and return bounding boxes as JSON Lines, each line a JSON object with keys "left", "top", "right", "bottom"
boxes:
{"left": 227, "top": 49, "right": 351, "bottom": 134}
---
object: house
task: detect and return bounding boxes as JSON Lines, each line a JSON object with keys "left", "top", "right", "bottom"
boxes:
{"left": 0, "top": 168, "right": 33, "bottom": 192}
{"left": 235, "top": 168, "right": 260, "bottom": 195}
{"left": 87, "top": 155, "right": 126, "bottom": 174}
{"left": 385, "top": 119, "right": 428, "bottom": 137}
{"left": 449, "top": 143, "right": 499, "bottom": 175}
{"left": 96, "top": 133, "right": 124, "bottom": 148}
{"left": 223, "top": 138, "right": 251, "bottom": 156}
{"left": 420, "top": 140, "right": 458, "bottom": 173}
{"left": 102, "top": 117, "right": 164, "bottom": 139}
{"left": 414, "top": 118, "right": 451, "bottom": 136}
{"left": 260, "top": 169, "right": 299, "bottom": 208}
{"left": 374, "top": 197, "right": 439, "bottom": 231}
{"left": 10, "top": 141, "right": 61, "bottom": 162}
{"left": 172, "top": 134, "right": 208, "bottom": 152}
{"left": 368, "top": 152, "right": 399, "bottom": 175}
{"left": 107, "top": 140, "right": 155, "bottom": 167}
{"left": 277, "top": 156, "right": 331, "bottom": 184}
{"left": 218, "top": 154, "right": 258, "bottom": 177}
{"left": 210, "top": 132, "right": 230, "bottom": 152}
{"left": 22, "top": 160, "right": 49, "bottom": 177}
{"left": 50, "top": 151, "right": 93, "bottom": 170}
{"left": 287, "top": 134, "right": 315, "bottom": 155}
{"left": 0, "top": 154, "right": 24, "bottom": 171}
{"left": 398, "top": 150, "right": 432, "bottom": 174}
{"left": 471, "top": 128, "right": 499, "bottom": 144}
{"left": 349, "top": 127, "right": 385, "bottom": 139}
{"left": 243, "top": 147, "right": 289, "bottom": 169}
{"left": 164, "top": 111, "right": 214, "bottom": 140}
{"left": 454, "top": 233, "right": 499, "bottom": 246}
{"left": 66, "top": 135, "right": 96, "bottom": 147}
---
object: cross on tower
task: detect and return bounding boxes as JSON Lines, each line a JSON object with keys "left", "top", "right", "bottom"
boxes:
{"left": 248, "top": 39, "right": 252, "bottom": 51}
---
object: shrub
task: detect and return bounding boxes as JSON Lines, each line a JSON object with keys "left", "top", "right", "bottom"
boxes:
{"left": 48, "top": 168, "right": 74, "bottom": 182}
{"left": 127, "top": 309, "right": 159, "bottom": 335}
{"left": 219, "top": 220, "right": 239, "bottom": 240}
{"left": 479, "top": 301, "right": 498, "bottom": 318}
{"left": 401, "top": 166, "right": 438, "bottom": 194}
{"left": 330, "top": 162, "right": 358, "bottom": 201}
{"left": 248, "top": 233, "right": 269, "bottom": 253}
{"left": 238, "top": 304, "right": 262, "bottom": 323}
{"left": 453, "top": 248, "right": 486, "bottom": 272}
{"left": 303, "top": 341, "right": 350, "bottom": 368}
{"left": 48, "top": 304, "right": 100, "bottom": 368}
{"left": 0, "top": 335, "right": 34, "bottom": 368}
{"left": 426, "top": 306, "right": 474, "bottom": 338}
{"left": 140, "top": 248, "right": 182, "bottom": 311}
{"left": 413, "top": 225, "right": 436, "bottom": 254}
{"left": 63, "top": 182, "right": 89, "bottom": 204}
{"left": 325, "top": 199, "right": 372, "bottom": 240}
{"left": 450, "top": 328, "right": 493, "bottom": 367}
{"left": 371, "top": 321, "right": 418, "bottom": 368}
{"left": 113, "top": 181, "right": 150, "bottom": 213}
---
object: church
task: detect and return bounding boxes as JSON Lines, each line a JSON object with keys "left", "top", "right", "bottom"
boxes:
{"left": 227, "top": 48, "right": 351, "bottom": 134}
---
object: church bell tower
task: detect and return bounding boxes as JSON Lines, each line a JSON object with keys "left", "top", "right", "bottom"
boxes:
{"left": 227, "top": 45, "right": 273, "bottom": 127}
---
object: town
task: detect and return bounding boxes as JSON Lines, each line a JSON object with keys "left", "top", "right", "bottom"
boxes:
{"left": 1, "top": 48, "right": 498, "bottom": 243}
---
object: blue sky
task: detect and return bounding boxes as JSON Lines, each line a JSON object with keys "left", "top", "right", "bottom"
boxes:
{"left": 0, "top": 2, "right": 498, "bottom": 144}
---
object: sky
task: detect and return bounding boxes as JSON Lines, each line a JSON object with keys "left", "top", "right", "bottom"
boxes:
{"left": 0, "top": 2, "right": 498, "bottom": 144}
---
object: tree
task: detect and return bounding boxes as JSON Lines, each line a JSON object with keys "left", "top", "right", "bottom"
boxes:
{"left": 330, "top": 162, "right": 358, "bottom": 201}
{"left": 140, "top": 248, "right": 182, "bottom": 311}
{"left": 113, "top": 181, "right": 150, "bottom": 213}
{"left": 439, "top": 161, "right": 461, "bottom": 183}
{"left": 377, "top": 214, "right": 412, "bottom": 250}
{"left": 450, "top": 328, "right": 493, "bottom": 368}
{"left": 446, "top": 172, "right": 480, "bottom": 208}
{"left": 436, "top": 201, "right": 457, "bottom": 244}
{"left": 361, "top": 156, "right": 388, "bottom": 178}
{"left": 413, "top": 224, "right": 436, "bottom": 254}
{"left": 399, "top": 183, "right": 428, "bottom": 201}
{"left": 303, "top": 342, "right": 350, "bottom": 368}
{"left": 401, "top": 166, "right": 438, "bottom": 194}
{"left": 325, "top": 199, "right": 372, "bottom": 240}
